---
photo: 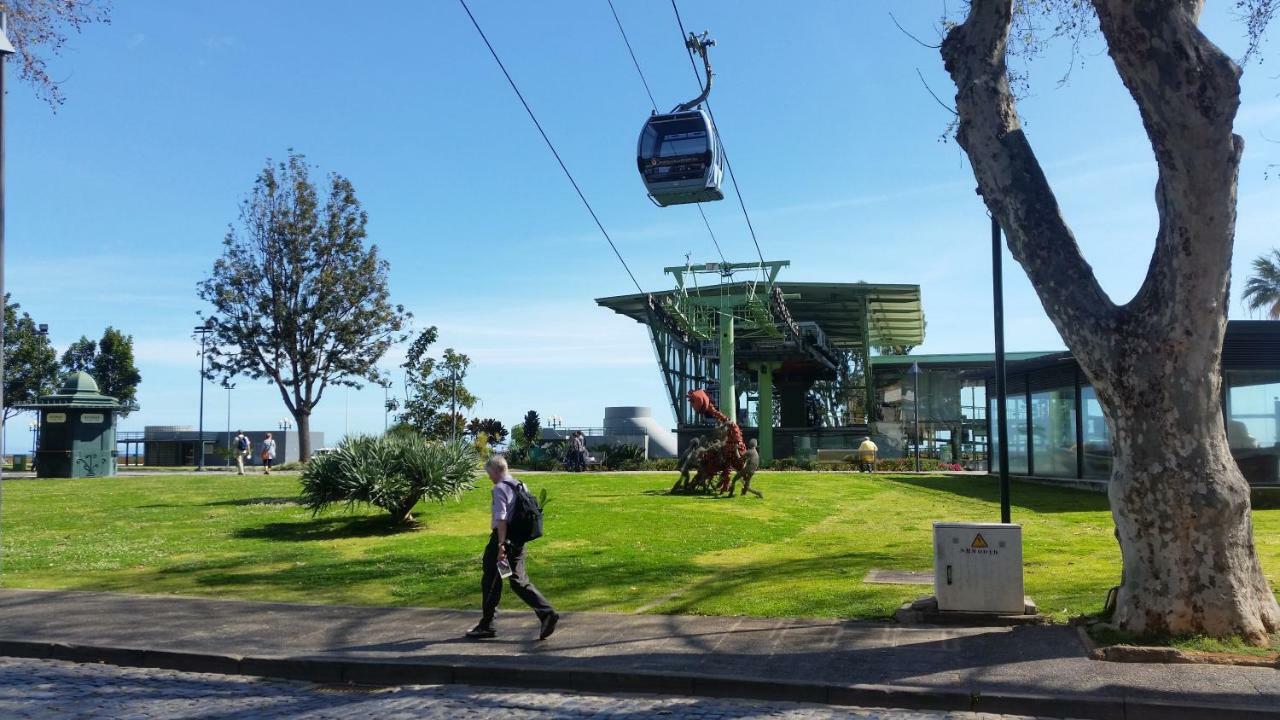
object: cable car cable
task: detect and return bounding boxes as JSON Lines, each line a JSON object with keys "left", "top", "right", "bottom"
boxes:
{"left": 608, "top": 1, "right": 726, "bottom": 265}
{"left": 457, "top": 0, "right": 645, "bottom": 295}
{"left": 607, "top": 0, "right": 658, "bottom": 114}
{"left": 669, "top": 0, "right": 767, "bottom": 273}
{"left": 696, "top": 204, "right": 727, "bottom": 264}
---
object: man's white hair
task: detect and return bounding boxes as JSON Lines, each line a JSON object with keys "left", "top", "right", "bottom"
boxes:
{"left": 485, "top": 454, "right": 508, "bottom": 473}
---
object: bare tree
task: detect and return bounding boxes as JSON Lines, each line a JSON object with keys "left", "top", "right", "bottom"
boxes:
{"left": 942, "top": 0, "right": 1279, "bottom": 643}
{"left": 1, "top": 0, "right": 111, "bottom": 108}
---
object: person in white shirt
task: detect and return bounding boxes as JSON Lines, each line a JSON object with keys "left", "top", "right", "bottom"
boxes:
{"left": 466, "top": 455, "right": 558, "bottom": 641}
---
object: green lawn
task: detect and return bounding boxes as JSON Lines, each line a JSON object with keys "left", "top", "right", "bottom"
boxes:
{"left": 4, "top": 471, "right": 1272, "bottom": 621}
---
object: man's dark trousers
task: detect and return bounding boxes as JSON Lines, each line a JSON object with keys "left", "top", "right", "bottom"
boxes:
{"left": 481, "top": 530, "right": 554, "bottom": 627}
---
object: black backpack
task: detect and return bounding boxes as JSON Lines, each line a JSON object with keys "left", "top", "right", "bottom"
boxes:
{"left": 503, "top": 479, "right": 544, "bottom": 545}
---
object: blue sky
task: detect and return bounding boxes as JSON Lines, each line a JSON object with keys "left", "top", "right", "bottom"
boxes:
{"left": 6, "top": 1, "right": 1279, "bottom": 450}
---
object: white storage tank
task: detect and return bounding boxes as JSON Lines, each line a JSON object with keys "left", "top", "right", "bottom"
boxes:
{"left": 603, "top": 406, "right": 678, "bottom": 458}
{"left": 933, "top": 522, "right": 1024, "bottom": 613}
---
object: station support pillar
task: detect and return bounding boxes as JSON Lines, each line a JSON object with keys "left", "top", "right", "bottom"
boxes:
{"left": 753, "top": 362, "right": 779, "bottom": 466}
{"left": 719, "top": 308, "right": 735, "bottom": 422}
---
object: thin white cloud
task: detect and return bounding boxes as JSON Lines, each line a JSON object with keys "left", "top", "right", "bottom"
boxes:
{"left": 127, "top": 33, "right": 146, "bottom": 50}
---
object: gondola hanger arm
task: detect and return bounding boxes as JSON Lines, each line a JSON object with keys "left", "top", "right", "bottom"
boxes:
{"left": 675, "top": 31, "right": 715, "bottom": 112}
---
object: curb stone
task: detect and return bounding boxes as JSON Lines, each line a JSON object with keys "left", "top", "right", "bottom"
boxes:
{"left": 1, "top": 639, "right": 1277, "bottom": 719}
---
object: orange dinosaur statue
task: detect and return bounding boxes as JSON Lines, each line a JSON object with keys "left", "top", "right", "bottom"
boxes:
{"left": 687, "top": 388, "right": 747, "bottom": 493}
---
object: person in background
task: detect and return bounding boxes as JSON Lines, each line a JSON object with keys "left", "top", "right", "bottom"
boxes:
{"left": 466, "top": 455, "right": 558, "bottom": 641}
{"left": 569, "top": 430, "right": 587, "bottom": 472}
{"left": 233, "top": 431, "right": 251, "bottom": 476}
{"left": 261, "top": 433, "right": 277, "bottom": 474}
{"left": 857, "top": 435, "right": 879, "bottom": 473}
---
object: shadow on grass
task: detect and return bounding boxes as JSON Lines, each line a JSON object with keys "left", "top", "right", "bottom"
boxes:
{"left": 206, "top": 496, "right": 300, "bottom": 507}
{"left": 887, "top": 474, "right": 1110, "bottom": 514}
{"left": 234, "top": 514, "right": 418, "bottom": 542}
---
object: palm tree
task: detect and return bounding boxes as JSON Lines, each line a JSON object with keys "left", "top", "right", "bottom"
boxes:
{"left": 1243, "top": 250, "right": 1280, "bottom": 319}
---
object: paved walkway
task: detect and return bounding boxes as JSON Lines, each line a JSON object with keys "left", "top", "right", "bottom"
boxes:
{"left": 0, "top": 656, "right": 1060, "bottom": 719}
{"left": 0, "top": 589, "right": 1276, "bottom": 718}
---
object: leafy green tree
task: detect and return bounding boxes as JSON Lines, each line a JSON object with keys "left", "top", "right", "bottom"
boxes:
{"left": 198, "top": 151, "right": 409, "bottom": 460}
{"left": 2, "top": 296, "right": 58, "bottom": 422}
{"left": 521, "top": 410, "right": 541, "bottom": 446}
{"left": 1243, "top": 250, "right": 1280, "bottom": 319}
{"left": 469, "top": 418, "right": 508, "bottom": 445}
{"left": 398, "top": 326, "right": 478, "bottom": 440}
{"left": 60, "top": 327, "right": 141, "bottom": 416}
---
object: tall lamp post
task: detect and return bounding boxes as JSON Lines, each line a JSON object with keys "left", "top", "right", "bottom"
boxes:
{"left": 0, "top": 15, "right": 13, "bottom": 494}
{"left": 991, "top": 214, "right": 1012, "bottom": 524}
{"left": 193, "top": 317, "right": 216, "bottom": 470}
{"left": 222, "top": 381, "right": 235, "bottom": 468}
{"left": 910, "top": 362, "right": 921, "bottom": 472}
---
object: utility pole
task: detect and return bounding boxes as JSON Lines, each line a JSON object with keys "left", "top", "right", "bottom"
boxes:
{"left": 193, "top": 317, "right": 216, "bottom": 470}
{"left": 0, "top": 15, "right": 14, "bottom": 511}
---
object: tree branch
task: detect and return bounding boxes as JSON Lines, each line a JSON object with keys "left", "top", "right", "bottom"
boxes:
{"left": 941, "top": 0, "right": 1116, "bottom": 364}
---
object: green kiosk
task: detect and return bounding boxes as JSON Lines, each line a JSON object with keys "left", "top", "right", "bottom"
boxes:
{"left": 24, "top": 372, "right": 121, "bottom": 478}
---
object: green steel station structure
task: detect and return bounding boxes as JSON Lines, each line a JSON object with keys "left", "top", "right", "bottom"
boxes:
{"left": 596, "top": 260, "right": 925, "bottom": 465}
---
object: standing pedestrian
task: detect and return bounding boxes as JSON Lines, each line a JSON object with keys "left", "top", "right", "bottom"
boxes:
{"left": 569, "top": 431, "right": 587, "bottom": 472}
{"left": 466, "top": 455, "right": 559, "bottom": 641}
{"left": 233, "top": 430, "right": 251, "bottom": 476}
{"left": 261, "top": 432, "right": 277, "bottom": 475}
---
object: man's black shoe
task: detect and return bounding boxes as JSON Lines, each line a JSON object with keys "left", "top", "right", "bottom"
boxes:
{"left": 538, "top": 611, "right": 560, "bottom": 640}
{"left": 465, "top": 624, "right": 496, "bottom": 640}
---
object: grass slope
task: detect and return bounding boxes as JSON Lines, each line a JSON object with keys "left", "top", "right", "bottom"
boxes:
{"left": 3, "top": 471, "right": 1265, "bottom": 621}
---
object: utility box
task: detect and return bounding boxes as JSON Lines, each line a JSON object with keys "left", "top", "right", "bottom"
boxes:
{"left": 933, "top": 522, "right": 1023, "bottom": 613}
{"left": 22, "top": 372, "right": 122, "bottom": 478}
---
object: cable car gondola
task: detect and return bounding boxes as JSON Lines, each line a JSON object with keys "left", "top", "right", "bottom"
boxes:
{"left": 637, "top": 31, "right": 724, "bottom": 207}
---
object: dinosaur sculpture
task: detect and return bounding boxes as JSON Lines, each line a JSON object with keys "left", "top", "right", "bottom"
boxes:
{"left": 682, "top": 388, "right": 747, "bottom": 494}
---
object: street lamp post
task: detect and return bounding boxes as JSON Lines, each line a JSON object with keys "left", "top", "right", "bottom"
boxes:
{"left": 450, "top": 366, "right": 459, "bottom": 444}
{"left": 910, "top": 362, "right": 921, "bottom": 473}
{"left": 193, "top": 317, "right": 216, "bottom": 470}
{"left": 0, "top": 14, "right": 14, "bottom": 497}
{"left": 991, "top": 214, "right": 1012, "bottom": 524}
{"left": 223, "top": 381, "right": 235, "bottom": 468}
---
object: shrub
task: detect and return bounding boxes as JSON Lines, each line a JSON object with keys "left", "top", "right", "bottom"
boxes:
{"left": 601, "top": 442, "right": 645, "bottom": 470}
{"left": 300, "top": 435, "right": 480, "bottom": 524}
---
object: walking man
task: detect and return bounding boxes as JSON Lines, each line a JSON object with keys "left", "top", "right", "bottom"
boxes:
{"left": 857, "top": 435, "right": 878, "bottom": 473}
{"left": 233, "top": 430, "right": 251, "bottom": 476}
{"left": 467, "top": 455, "right": 559, "bottom": 641}
{"left": 261, "top": 433, "right": 277, "bottom": 474}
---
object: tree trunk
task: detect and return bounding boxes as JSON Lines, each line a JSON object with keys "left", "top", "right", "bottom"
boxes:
{"left": 295, "top": 410, "right": 312, "bottom": 462}
{"left": 1102, "top": 340, "right": 1279, "bottom": 643}
{"left": 391, "top": 494, "right": 421, "bottom": 525}
{"left": 943, "top": 0, "right": 1280, "bottom": 642}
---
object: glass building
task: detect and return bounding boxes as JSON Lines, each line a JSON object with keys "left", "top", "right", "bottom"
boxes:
{"left": 985, "top": 321, "right": 1280, "bottom": 486}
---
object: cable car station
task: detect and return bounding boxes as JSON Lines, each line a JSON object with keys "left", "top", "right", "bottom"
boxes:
{"left": 596, "top": 261, "right": 924, "bottom": 465}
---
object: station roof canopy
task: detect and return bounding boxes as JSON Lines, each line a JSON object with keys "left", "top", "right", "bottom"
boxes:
{"left": 596, "top": 281, "right": 925, "bottom": 349}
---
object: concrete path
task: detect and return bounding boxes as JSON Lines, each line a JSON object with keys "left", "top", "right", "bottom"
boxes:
{"left": 0, "top": 589, "right": 1276, "bottom": 719}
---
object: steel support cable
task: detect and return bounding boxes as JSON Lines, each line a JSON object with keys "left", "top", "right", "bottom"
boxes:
{"left": 608, "top": 0, "right": 725, "bottom": 265}
{"left": 670, "top": 0, "right": 767, "bottom": 274}
{"left": 607, "top": 0, "right": 658, "bottom": 113}
{"left": 458, "top": 0, "right": 645, "bottom": 295}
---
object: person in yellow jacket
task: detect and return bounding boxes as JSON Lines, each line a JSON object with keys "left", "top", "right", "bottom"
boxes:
{"left": 856, "top": 436, "right": 878, "bottom": 473}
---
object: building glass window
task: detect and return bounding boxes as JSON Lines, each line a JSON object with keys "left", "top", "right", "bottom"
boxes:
{"left": 1006, "top": 391, "right": 1029, "bottom": 474}
{"left": 1031, "top": 387, "right": 1077, "bottom": 477}
{"left": 1225, "top": 369, "right": 1280, "bottom": 485}
{"left": 1081, "top": 385, "right": 1111, "bottom": 479}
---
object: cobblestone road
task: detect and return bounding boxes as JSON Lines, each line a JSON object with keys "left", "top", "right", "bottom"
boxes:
{"left": 0, "top": 657, "right": 1073, "bottom": 719}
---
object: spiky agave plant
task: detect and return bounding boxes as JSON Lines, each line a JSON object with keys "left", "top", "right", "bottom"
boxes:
{"left": 301, "top": 435, "right": 480, "bottom": 524}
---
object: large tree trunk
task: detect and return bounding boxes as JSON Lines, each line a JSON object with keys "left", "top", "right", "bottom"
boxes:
{"left": 295, "top": 410, "right": 312, "bottom": 462}
{"left": 943, "top": 0, "right": 1280, "bottom": 642}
